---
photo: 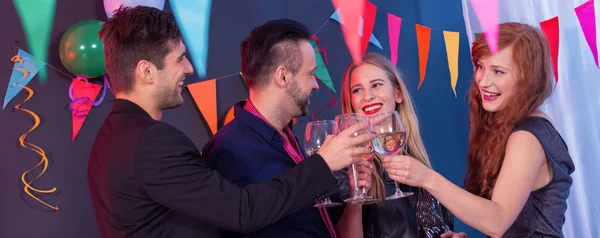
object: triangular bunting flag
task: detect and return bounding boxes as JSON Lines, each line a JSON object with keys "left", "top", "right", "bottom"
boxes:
{"left": 171, "top": 0, "right": 212, "bottom": 78}
{"left": 388, "top": 13, "right": 402, "bottom": 66}
{"left": 443, "top": 31, "right": 460, "bottom": 97}
{"left": 361, "top": 1, "right": 377, "bottom": 55}
{"left": 224, "top": 105, "right": 236, "bottom": 127}
{"left": 188, "top": 79, "right": 218, "bottom": 135}
{"left": 13, "top": 0, "right": 56, "bottom": 84}
{"left": 4, "top": 49, "right": 45, "bottom": 110}
{"left": 330, "top": 9, "right": 383, "bottom": 49}
{"left": 223, "top": 104, "right": 296, "bottom": 128}
{"left": 470, "top": 0, "right": 499, "bottom": 54}
{"left": 474, "top": 32, "right": 481, "bottom": 39}
{"left": 540, "top": 16, "right": 560, "bottom": 86}
{"left": 575, "top": 0, "right": 599, "bottom": 68}
{"left": 416, "top": 25, "right": 431, "bottom": 89}
{"left": 310, "top": 38, "right": 336, "bottom": 93}
{"left": 331, "top": 0, "right": 366, "bottom": 64}
{"left": 71, "top": 79, "right": 102, "bottom": 140}
{"left": 594, "top": 0, "right": 600, "bottom": 67}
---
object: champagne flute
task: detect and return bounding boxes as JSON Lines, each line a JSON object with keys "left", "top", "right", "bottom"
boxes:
{"left": 368, "top": 111, "right": 413, "bottom": 200}
{"left": 334, "top": 113, "right": 379, "bottom": 205}
{"left": 304, "top": 120, "right": 343, "bottom": 208}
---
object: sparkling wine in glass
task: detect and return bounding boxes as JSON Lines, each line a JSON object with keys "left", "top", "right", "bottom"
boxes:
{"left": 368, "top": 111, "right": 414, "bottom": 200}
{"left": 304, "top": 120, "right": 343, "bottom": 208}
{"left": 334, "top": 113, "right": 378, "bottom": 205}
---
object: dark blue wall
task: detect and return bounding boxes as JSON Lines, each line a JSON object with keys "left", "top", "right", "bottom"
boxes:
{"left": 0, "top": 0, "right": 481, "bottom": 237}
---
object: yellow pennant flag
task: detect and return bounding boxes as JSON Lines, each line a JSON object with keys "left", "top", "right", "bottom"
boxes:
{"left": 443, "top": 31, "right": 460, "bottom": 97}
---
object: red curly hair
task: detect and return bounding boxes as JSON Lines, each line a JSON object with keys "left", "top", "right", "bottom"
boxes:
{"left": 464, "top": 22, "right": 554, "bottom": 199}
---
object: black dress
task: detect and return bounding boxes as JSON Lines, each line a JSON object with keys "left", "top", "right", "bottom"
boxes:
{"left": 502, "top": 117, "right": 575, "bottom": 237}
{"left": 331, "top": 159, "right": 454, "bottom": 238}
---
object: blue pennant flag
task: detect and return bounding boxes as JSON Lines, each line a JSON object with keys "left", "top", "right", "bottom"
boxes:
{"left": 171, "top": 0, "right": 212, "bottom": 79}
{"left": 330, "top": 9, "right": 383, "bottom": 50}
{"left": 3, "top": 49, "right": 45, "bottom": 109}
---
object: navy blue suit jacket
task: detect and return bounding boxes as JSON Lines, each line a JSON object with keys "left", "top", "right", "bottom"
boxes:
{"left": 203, "top": 101, "right": 332, "bottom": 237}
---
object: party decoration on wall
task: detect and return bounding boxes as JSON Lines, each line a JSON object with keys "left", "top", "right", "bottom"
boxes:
{"left": 310, "top": 36, "right": 336, "bottom": 93}
{"left": 311, "top": 88, "right": 337, "bottom": 121}
{"left": 331, "top": 0, "right": 365, "bottom": 65}
{"left": 362, "top": 1, "right": 377, "bottom": 54}
{"left": 224, "top": 106, "right": 236, "bottom": 126}
{"left": 104, "top": 0, "right": 165, "bottom": 18}
{"left": 70, "top": 77, "right": 107, "bottom": 140}
{"left": 13, "top": 0, "right": 56, "bottom": 84}
{"left": 10, "top": 54, "right": 58, "bottom": 211}
{"left": 388, "top": 13, "right": 402, "bottom": 66}
{"left": 575, "top": 0, "right": 599, "bottom": 68}
{"left": 469, "top": 0, "right": 499, "bottom": 54}
{"left": 443, "top": 31, "right": 460, "bottom": 97}
{"left": 171, "top": 0, "right": 212, "bottom": 79}
{"left": 540, "top": 16, "right": 560, "bottom": 86}
{"left": 416, "top": 24, "right": 431, "bottom": 90}
{"left": 59, "top": 20, "right": 106, "bottom": 78}
{"left": 4, "top": 49, "right": 44, "bottom": 110}
{"left": 330, "top": 9, "right": 383, "bottom": 49}
{"left": 224, "top": 104, "right": 297, "bottom": 127}
{"left": 188, "top": 79, "right": 218, "bottom": 135}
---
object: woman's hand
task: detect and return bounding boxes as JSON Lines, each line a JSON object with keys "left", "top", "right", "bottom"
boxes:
{"left": 441, "top": 231, "right": 468, "bottom": 238}
{"left": 382, "top": 155, "right": 435, "bottom": 189}
{"left": 348, "top": 159, "right": 373, "bottom": 197}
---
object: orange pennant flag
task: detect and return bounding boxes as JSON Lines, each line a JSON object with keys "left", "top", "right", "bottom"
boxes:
{"left": 443, "top": 31, "right": 460, "bottom": 97}
{"left": 224, "top": 105, "right": 235, "bottom": 126}
{"left": 223, "top": 104, "right": 296, "bottom": 128}
{"left": 416, "top": 24, "right": 431, "bottom": 89}
{"left": 332, "top": 0, "right": 365, "bottom": 65}
{"left": 187, "top": 79, "right": 218, "bottom": 135}
{"left": 361, "top": 1, "right": 377, "bottom": 55}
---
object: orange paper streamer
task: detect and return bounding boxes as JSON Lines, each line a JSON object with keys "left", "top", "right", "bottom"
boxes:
{"left": 10, "top": 55, "right": 58, "bottom": 211}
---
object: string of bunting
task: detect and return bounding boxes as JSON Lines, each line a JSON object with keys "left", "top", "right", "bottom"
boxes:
{"left": 332, "top": 0, "right": 599, "bottom": 95}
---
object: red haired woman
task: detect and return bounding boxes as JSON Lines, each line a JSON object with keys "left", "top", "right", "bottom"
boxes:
{"left": 382, "top": 22, "right": 575, "bottom": 237}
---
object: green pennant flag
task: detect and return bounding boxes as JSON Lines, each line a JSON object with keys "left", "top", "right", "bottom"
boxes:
{"left": 13, "top": 0, "right": 56, "bottom": 84}
{"left": 309, "top": 39, "right": 336, "bottom": 93}
{"left": 474, "top": 32, "right": 482, "bottom": 39}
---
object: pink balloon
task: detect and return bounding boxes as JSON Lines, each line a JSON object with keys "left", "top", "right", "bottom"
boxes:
{"left": 103, "top": 0, "right": 165, "bottom": 18}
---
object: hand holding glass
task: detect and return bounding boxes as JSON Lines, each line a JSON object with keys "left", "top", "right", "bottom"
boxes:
{"left": 304, "top": 120, "right": 343, "bottom": 207}
{"left": 368, "top": 111, "right": 413, "bottom": 200}
{"left": 334, "top": 113, "right": 378, "bottom": 205}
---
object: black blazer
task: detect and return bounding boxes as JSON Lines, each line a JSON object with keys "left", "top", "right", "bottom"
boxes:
{"left": 87, "top": 99, "right": 337, "bottom": 238}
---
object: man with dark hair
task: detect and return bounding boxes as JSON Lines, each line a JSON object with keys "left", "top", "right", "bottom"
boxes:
{"left": 202, "top": 19, "right": 365, "bottom": 237}
{"left": 87, "top": 6, "right": 374, "bottom": 238}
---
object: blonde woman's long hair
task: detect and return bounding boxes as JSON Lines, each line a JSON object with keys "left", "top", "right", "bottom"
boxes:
{"left": 341, "top": 52, "right": 432, "bottom": 201}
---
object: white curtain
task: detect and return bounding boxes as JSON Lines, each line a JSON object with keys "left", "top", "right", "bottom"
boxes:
{"left": 461, "top": 0, "right": 600, "bottom": 237}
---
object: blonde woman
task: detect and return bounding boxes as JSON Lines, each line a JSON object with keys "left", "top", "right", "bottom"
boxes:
{"left": 332, "top": 52, "right": 462, "bottom": 238}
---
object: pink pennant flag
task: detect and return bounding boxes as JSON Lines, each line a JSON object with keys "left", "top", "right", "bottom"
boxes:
{"left": 388, "top": 13, "right": 402, "bottom": 65}
{"left": 575, "top": 0, "right": 598, "bottom": 67}
{"left": 470, "top": 0, "right": 499, "bottom": 54}
{"left": 332, "top": 0, "right": 365, "bottom": 65}
{"left": 540, "top": 16, "right": 560, "bottom": 86}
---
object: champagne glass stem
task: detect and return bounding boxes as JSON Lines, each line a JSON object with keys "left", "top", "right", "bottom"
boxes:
{"left": 352, "top": 163, "right": 361, "bottom": 198}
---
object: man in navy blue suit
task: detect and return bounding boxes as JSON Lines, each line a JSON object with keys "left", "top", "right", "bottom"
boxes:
{"left": 203, "top": 19, "right": 372, "bottom": 237}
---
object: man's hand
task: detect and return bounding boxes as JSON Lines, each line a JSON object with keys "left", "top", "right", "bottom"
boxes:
{"left": 317, "top": 123, "right": 375, "bottom": 171}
